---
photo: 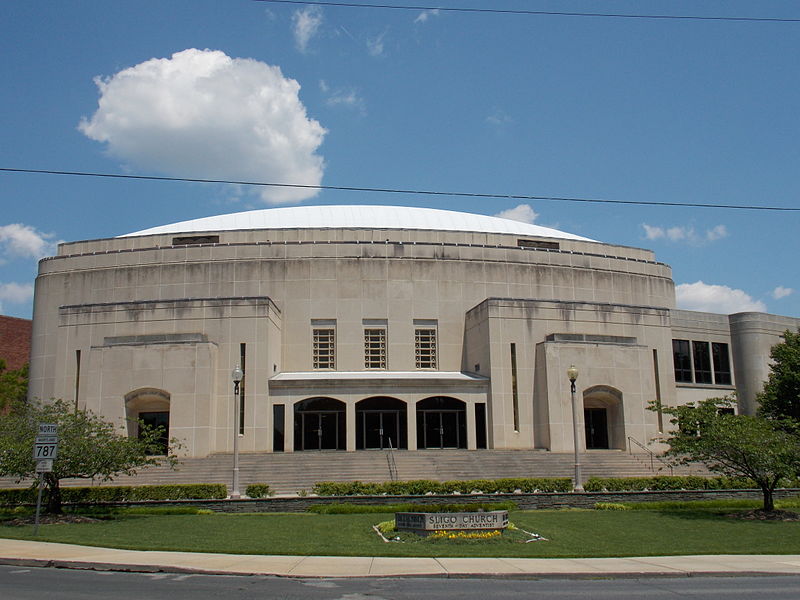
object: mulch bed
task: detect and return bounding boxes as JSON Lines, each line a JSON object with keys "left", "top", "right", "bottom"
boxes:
{"left": 728, "top": 509, "right": 800, "bottom": 521}
{"left": 2, "top": 514, "right": 101, "bottom": 527}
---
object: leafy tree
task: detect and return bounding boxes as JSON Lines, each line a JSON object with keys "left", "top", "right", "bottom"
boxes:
{"left": 657, "top": 396, "right": 800, "bottom": 512}
{"left": 0, "top": 359, "right": 28, "bottom": 412}
{"left": 0, "top": 399, "right": 177, "bottom": 513}
{"left": 758, "top": 329, "right": 800, "bottom": 422}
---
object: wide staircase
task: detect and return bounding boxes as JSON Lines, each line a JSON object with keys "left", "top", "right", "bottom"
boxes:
{"left": 0, "top": 449, "right": 706, "bottom": 496}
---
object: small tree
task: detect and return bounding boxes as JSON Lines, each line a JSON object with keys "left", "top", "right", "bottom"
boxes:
{"left": 758, "top": 329, "right": 800, "bottom": 422}
{"left": 0, "top": 360, "right": 28, "bottom": 412}
{"left": 0, "top": 398, "right": 177, "bottom": 513}
{"left": 657, "top": 396, "right": 800, "bottom": 512}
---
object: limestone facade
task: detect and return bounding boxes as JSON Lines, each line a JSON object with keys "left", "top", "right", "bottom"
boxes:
{"left": 27, "top": 207, "right": 799, "bottom": 457}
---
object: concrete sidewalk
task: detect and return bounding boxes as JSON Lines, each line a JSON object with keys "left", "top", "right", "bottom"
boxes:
{"left": 1, "top": 539, "right": 800, "bottom": 578}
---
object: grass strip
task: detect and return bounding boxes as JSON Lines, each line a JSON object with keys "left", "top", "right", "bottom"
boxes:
{"left": 2, "top": 507, "right": 800, "bottom": 558}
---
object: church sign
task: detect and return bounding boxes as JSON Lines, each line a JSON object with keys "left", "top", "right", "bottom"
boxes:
{"left": 395, "top": 510, "right": 508, "bottom": 535}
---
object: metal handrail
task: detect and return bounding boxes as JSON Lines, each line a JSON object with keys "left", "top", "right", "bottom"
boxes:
{"left": 386, "top": 438, "right": 398, "bottom": 482}
{"left": 627, "top": 436, "right": 673, "bottom": 475}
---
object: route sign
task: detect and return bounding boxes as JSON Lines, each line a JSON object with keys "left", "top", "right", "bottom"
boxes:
{"left": 34, "top": 424, "right": 59, "bottom": 461}
{"left": 38, "top": 423, "right": 58, "bottom": 436}
{"left": 34, "top": 438, "right": 58, "bottom": 460}
{"left": 35, "top": 460, "right": 53, "bottom": 473}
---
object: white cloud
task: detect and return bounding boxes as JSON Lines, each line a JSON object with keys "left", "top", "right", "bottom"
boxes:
{"left": 641, "top": 223, "right": 728, "bottom": 244}
{"left": 772, "top": 286, "right": 794, "bottom": 300}
{"left": 366, "top": 31, "right": 387, "bottom": 57}
{"left": 494, "top": 204, "right": 539, "bottom": 225}
{"left": 0, "top": 224, "right": 56, "bottom": 259}
{"left": 675, "top": 281, "right": 766, "bottom": 314}
{"left": 0, "top": 282, "right": 34, "bottom": 305}
{"left": 78, "top": 49, "right": 327, "bottom": 205}
{"left": 705, "top": 224, "right": 728, "bottom": 242}
{"left": 292, "top": 5, "right": 323, "bottom": 53}
{"left": 487, "top": 108, "right": 514, "bottom": 126}
{"left": 414, "top": 9, "right": 440, "bottom": 23}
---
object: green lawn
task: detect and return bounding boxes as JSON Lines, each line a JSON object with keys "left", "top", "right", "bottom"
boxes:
{"left": 2, "top": 507, "right": 800, "bottom": 558}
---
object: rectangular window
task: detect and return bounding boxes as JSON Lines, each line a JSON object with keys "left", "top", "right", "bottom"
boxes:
{"left": 510, "top": 343, "right": 520, "bottom": 432}
{"left": 692, "top": 341, "right": 712, "bottom": 384}
{"left": 672, "top": 339, "right": 692, "bottom": 383}
{"left": 415, "top": 328, "right": 437, "bottom": 369}
{"left": 239, "top": 343, "right": 246, "bottom": 435}
{"left": 273, "top": 404, "right": 285, "bottom": 452}
{"left": 712, "top": 342, "right": 732, "bottom": 385}
{"left": 364, "top": 328, "right": 387, "bottom": 369}
{"left": 313, "top": 328, "right": 336, "bottom": 369}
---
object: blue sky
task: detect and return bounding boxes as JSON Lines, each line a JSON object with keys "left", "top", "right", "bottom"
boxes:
{"left": 1, "top": 0, "right": 798, "bottom": 319}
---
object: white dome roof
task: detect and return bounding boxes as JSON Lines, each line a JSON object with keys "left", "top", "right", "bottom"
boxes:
{"left": 121, "top": 205, "right": 595, "bottom": 242}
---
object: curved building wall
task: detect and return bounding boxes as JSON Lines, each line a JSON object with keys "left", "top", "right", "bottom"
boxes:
{"left": 30, "top": 221, "right": 679, "bottom": 457}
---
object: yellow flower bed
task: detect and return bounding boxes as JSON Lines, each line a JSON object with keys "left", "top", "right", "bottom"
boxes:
{"left": 428, "top": 529, "right": 502, "bottom": 540}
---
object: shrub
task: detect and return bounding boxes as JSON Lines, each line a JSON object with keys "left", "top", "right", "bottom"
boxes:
{"left": 308, "top": 501, "right": 517, "bottom": 514}
{"left": 310, "top": 477, "right": 571, "bottom": 496}
{"left": 582, "top": 476, "right": 759, "bottom": 492}
{"left": 0, "top": 483, "right": 228, "bottom": 505}
{"left": 594, "top": 502, "right": 629, "bottom": 511}
{"left": 245, "top": 483, "right": 272, "bottom": 498}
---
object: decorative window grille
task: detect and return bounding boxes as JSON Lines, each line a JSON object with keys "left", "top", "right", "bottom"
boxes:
{"left": 415, "top": 328, "right": 437, "bottom": 369}
{"left": 364, "top": 328, "right": 387, "bottom": 369}
{"left": 313, "top": 328, "right": 335, "bottom": 369}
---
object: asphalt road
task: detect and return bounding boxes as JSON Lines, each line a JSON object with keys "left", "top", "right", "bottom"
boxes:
{"left": 2, "top": 566, "right": 800, "bottom": 600}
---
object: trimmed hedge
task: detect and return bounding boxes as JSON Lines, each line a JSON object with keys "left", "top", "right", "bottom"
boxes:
{"left": 308, "top": 501, "right": 518, "bottom": 514}
{"left": 0, "top": 483, "right": 228, "bottom": 505}
{"left": 311, "top": 477, "right": 572, "bottom": 496}
{"left": 245, "top": 483, "right": 272, "bottom": 499}
{"left": 582, "top": 476, "right": 760, "bottom": 492}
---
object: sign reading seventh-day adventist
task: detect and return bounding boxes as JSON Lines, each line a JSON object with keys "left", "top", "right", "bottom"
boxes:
{"left": 395, "top": 510, "right": 509, "bottom": 535}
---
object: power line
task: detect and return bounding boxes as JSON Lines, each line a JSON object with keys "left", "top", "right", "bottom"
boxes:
{"left": 256, "top": 0, "right": 800, "bottom": 24}
{"left": 2, "top": 167, "right": 798, "bottom": 212}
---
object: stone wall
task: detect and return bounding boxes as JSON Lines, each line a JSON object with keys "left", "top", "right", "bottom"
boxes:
{"left": 65, "top": 489, "right": 799, "bottom": 513}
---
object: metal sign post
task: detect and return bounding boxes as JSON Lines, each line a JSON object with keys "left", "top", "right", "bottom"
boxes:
{"left": 33, "top": 424, "right": 57, "bottom": 535}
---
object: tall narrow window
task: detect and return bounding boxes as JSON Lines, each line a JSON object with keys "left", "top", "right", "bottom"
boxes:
{"left": 692, "top": 341, "right": 712, "bottom": 384}
{"left": 712, "top": 342, "right": 732, "bottom": 385}
{"left": 74, "top": 349, "right": 82, "bottom": 412}
{"left": 672, "top": 339, "right": 692, "bottom": 383}
{"left": 510, "top": 343, "right": 520, "bottom": 432}
{"left": 273, "top": 404, "right": 285, "bottom": 452}
{"left": 415, "top": 328, "right": 437, "bottom": 369}
{"left": 239, "top": 343, "right": 246, "bottom": 435}
{"left": 653, "top": 349, "right": 663, "bottom": 432}
{"left": 313, "top": 327, "right": 336, "bottom": 369}
{"left": 364, "top": 328, "right": 387, "bottom": 369}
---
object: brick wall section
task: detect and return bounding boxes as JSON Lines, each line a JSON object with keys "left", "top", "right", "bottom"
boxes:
{"left": 0, "top": 315, "right": 32, "bottom": 370}
{"left": 65, "top": 489, "right": 799, "bottom": 513}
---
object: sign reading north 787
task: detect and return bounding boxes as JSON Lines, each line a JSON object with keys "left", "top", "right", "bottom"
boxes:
{"left": 34, "top": 424, "right": 59, "bottom": 460}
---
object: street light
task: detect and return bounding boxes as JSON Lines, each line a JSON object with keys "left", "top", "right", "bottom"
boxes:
{"left": 231, "top": 364, "right": 244, "bottom": 499}
{"left": 567, "top": 365, "right": 584, "bottom": 492}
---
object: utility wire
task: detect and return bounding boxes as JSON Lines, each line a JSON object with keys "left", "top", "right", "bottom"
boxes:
{"left": 256, "top": 0, "right": 800, "bottom": 24}
{"left": 2, "top": 167, "right": 798, "bottom": 212}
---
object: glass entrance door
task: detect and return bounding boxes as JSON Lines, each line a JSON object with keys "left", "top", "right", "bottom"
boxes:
{"left": 138, "top": 411, "right": 169, "bottom": 455}
{"left": 418, "top": 410, "right": 464, "bottom": 449}
{"left": 584, "top": 407, "right": 609, "bottom": 449}
{"left": 300, "top": 411, "right": 342, "bottom": 450}
{"left": 360, "top": 410, "right": 400, "bottom": 449}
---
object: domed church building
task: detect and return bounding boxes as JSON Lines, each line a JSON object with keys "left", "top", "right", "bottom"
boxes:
{"left": 28, "top": 205, "right": 799, "bottom": 459}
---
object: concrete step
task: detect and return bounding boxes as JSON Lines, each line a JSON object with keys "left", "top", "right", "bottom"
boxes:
{"left": 0, "top": 450, "right": 708, "bottom": 496}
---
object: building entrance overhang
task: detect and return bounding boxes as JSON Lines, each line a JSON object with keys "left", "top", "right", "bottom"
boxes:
{"left": 269, "top": 371, "right": 489, "bottom": 392}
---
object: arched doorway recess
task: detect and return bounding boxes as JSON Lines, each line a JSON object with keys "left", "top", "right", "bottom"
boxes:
{"left": 416, "top": 396, "right": 467, "bottom": 449}
{"left": 294, "top": 397, "right": 346, "bottom": 451}
{"left": 124, "top": 388, "right": 170, "bottom": 455}
{"left": 356, "top": 397, "right": 407, "bottom": 450}
{"left": 582, "top": 386, "right": 625, "bottom": 450}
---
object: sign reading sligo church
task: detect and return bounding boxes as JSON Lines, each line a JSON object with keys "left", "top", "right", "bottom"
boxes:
{"left": 395, "top": 510, "right": 509, "bottom": 535}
